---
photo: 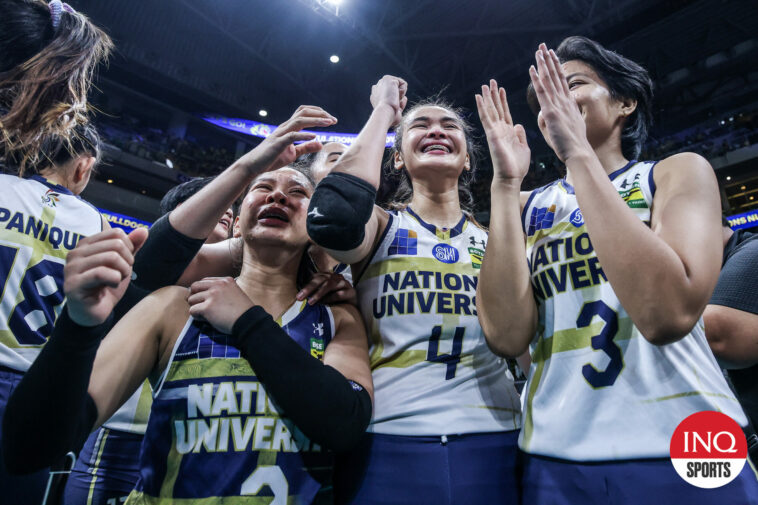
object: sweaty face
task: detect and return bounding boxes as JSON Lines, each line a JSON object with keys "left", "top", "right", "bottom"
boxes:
{"left": 397, "top": 106, "right": 469, "bottom": 178}
{"left": 312, "top": 142, "right": 347, "bottom": 184}
{"left": 238, "top": 168, "right": 313, "bottom": 248}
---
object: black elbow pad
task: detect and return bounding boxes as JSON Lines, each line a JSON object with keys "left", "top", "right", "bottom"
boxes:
{"left": 307, "top": 172, "right": 376, "bottom": 251}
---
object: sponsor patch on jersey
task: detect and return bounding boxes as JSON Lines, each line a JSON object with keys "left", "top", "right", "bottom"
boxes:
{"left": 388, "top": 228, "right": 417, "bottom": 256}
{"left": 618, "top": 174, "right": 648, "bottom": 209}
{"left": 569, "top": 208, "right": 584, "bottom": 227}
{"left": 310, "top": 337, "right": 325, "bottom": 360}
{"left": 41, "top": 189, "right": 60, "bottom": 208}
{"left": 432, "top": 243, "right": 459, "bottom": 264}
{"left": 468, "top": 247, "right": 484, "bottom": 269}
{"left": 527, "top": 204, "right": 556, "bottom": 236}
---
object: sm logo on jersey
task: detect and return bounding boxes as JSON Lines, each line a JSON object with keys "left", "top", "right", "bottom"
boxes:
{"left": 527, "top": 204, "right": 556, "bottom": 236}
{"left": 433, "top": 243, "right": 459, "bottom": 264}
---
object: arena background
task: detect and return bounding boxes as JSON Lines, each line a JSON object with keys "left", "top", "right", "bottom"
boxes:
{"left": 71, "top": 0, "right": 758, "bottom": 231}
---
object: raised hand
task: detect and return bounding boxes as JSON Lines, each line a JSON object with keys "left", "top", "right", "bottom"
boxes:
{"left": 237, "top": 105, "right": 338, "bottom": 175}
{"left": 64, "top": 227, "right": 149, "bottom": 326}
{"left": 370, "top": 75, "right": 408, "bottom": 126}
{"left": 476, "top": 79, "right": 531, "bottom": 186}
{"left": 187, "top": 277, "right": 254, "bottom": 334}
{"left": 529, "top": 43, "right": 591, "bottom": 163}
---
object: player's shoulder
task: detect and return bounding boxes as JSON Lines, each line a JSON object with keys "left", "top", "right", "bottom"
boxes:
{"left": 328, "top": 303, "right": 362, "bottom": 330}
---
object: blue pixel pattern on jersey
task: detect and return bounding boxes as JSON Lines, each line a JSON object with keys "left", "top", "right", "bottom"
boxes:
{"left": 131, "top": 302, "right": 334, "bottom": 503}
{"left": 388, "top": 228, "right": 417, "bottom": 256}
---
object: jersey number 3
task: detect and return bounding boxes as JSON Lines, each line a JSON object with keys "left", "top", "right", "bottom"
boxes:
{"left": 578, "top": 300, "right": 623, "bottom": 388}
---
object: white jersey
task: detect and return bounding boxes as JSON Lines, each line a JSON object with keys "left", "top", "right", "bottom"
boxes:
{"left": 0, "top": 174, "right": 102, "bottom": 372}
{"left": 356, "top": 208, "right": 521, "bottom": 435}
{"left": 520, "top": 160, "right": 746, "bottom": 461}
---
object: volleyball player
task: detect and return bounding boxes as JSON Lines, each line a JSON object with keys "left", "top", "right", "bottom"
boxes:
{"left": 4, "top": 164, "right": 373, "bottom": 504}
{"left": 0, "top": 123, "right": 106, "bottom": 504}
{"left": 306, "top": 76, "right": 522, "bottom": 505}
{"left": 476, "top": 37, "right": 758, "bottom": 503}
{"left": 62, "top": 177, "right": 236, "bottom": 505}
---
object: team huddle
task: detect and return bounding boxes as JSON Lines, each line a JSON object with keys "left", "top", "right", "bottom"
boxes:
{"left": 0, "top": 1, "right": 757, "bottom": 504}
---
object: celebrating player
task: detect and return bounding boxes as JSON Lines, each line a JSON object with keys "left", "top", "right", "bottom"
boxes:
{"left": 476, "top": 37, "right": 758, "bottom": 503}
{"left": 3, "top": 165, "right": 373, "bottom": 503}
{"left": 0, "top": 123, "right": 105, "bottom": 504}
{"left": 307, "top": 76, "right": 522, "bottom": 504}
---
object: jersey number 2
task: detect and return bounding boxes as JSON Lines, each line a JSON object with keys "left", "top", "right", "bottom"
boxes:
{"left": 241, "top": 465, "right": 288, "bottom": 505}
{"left": 426, "top": 325, "right": 465, "bottom": 380}
{"left": 578, "top": 300, "right": 623, "bottom": 388}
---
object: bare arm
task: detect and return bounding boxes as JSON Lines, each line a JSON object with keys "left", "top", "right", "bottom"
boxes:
{"left": 310, "top": 76, "right": 406, "bottom": 265}
{"left": 531, "top": 45, "right": 721, "bottom": 345}
{"left": 89, "top": 287, "right": 187, "bottom": 426}
{"left": 704, "top": 305, "right": 758, "bottom": 369}
{"left": 169, "top": 106, "right": 335, "bottom": 239}
{"left": 324, "top": 304, "right": 374, "bottom": 401}
{"left": 475, "top": 80, "right": 537, "bottom": 357}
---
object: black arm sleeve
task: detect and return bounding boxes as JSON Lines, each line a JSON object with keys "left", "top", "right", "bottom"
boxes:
{"left": 231, "top": 306, "right": 371, "bottom": 452}
{"left": 306, "top": 172, "right": 377, "bottom": 251}
{"left": 710, "top": 233, "right": 758, "bottom": 315}
{"left": 2, "top": 307, "right": 104, "bottom": 474}
{"left": 132, "top": 214, "right": 206, "bottom": 291}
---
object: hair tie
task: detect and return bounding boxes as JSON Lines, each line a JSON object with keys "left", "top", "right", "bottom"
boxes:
{"left": 49, "top": 0, "right": 76, "bottom": 31}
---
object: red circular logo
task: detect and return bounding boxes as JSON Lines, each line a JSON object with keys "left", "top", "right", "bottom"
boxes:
{"left": 670, "top": 411, "right": 747, "bottom": 488}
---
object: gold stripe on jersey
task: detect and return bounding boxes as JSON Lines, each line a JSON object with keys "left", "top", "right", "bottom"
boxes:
{"left": 164, "top": 357, "right": 252, "bottom": 382}
{"left": 362, "top": 257, "right": 479, "bottom": 281}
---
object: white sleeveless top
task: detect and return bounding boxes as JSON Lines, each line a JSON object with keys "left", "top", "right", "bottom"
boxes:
{"left": 0, "top": 174, "right": 101, "bottom": 371}
{"left": 356, "top": 208, "right": 521, "bottom": 435}
{"left": 520, "top": 160, "right": 746, "bottom": 460}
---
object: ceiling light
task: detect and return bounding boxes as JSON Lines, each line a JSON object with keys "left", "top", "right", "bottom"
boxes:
{"left": 751, "top": 196, "right": 755, "bottom": 201}
{"left": 741, "top": 185, "right": 746, "bottom": 190}
{"left": 165, "top": 158, "right": 174, "bottom": 169}
{"left": 259, "top": 109, "right": 268, "bottom": 117}
{"left": 330, "top": 55, "right": 340, "bottom": 64}
{"left": 726, "top": 176, "right": 731, "bottom": 181}
{"left": 107, "top": 179, "right": 113, "bottom": 184}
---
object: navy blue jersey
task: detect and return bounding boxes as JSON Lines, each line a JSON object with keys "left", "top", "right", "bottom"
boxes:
{"left": 127, "top": 301, "right": 335, "bottom": 504}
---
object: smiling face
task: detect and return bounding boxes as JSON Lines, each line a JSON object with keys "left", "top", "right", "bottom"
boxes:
{"left": 208, "top": 208, "right": 234, "bottom": 244}
{"left": 238, "top": 167, "right": 313, "bottom": 249}
{"left": 538, "top": 60, "right": 636, "bottom": 152}
{"left": 395, "top": 105, "right": 470, "bottom": 179}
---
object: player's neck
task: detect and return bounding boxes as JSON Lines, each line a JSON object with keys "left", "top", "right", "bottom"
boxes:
{"left": 37, "top": 168, "right": 70, "bottom": 190}
{"left": 409, "top": 183, "right": 463, "bottom": 230}
{"left": 565, "top": 142, "right": 628, "bottom": 186}
{"left": 237, "top": 248, "right": 301, "bottom": 314}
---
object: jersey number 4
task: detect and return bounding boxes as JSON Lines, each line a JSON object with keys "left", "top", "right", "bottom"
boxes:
{"left": 579, "top": 300, "right": 623, "bottom": 388}
{"left": 0, "top": 244, "right": 64, "bottom": 345}
{"left": 426, "top": 325, "right": 465, "bottom": 380}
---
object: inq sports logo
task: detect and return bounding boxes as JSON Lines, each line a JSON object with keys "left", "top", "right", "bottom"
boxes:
{"left": 670, "top": 411, "right": 747, "bottom": 488}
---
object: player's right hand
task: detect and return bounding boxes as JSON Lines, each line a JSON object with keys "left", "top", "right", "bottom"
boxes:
{"left": 63, "top": 227, "right": 148, "bottom": 327}
{"left": 236, "top": 106, "right": 337, "bottom": 175}
{"left": 476, "top": 79, "right": 531, "bottom": 186}
{"left": 370, "top": 75, "right": 408, "bottom": 126}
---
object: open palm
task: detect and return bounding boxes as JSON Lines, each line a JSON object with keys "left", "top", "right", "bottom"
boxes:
{"left": 476, "top": 79, "right": 531, "bottom": 184}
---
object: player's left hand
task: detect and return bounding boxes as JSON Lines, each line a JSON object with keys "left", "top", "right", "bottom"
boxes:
{"left": 187, "top": 277, "right": 254, "bottom": 334}
{"left": 296, "top": 272, "right": 357, "bottom": 306}
{"left": 529, "top": 43, "right": 592, "bottom": 163}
